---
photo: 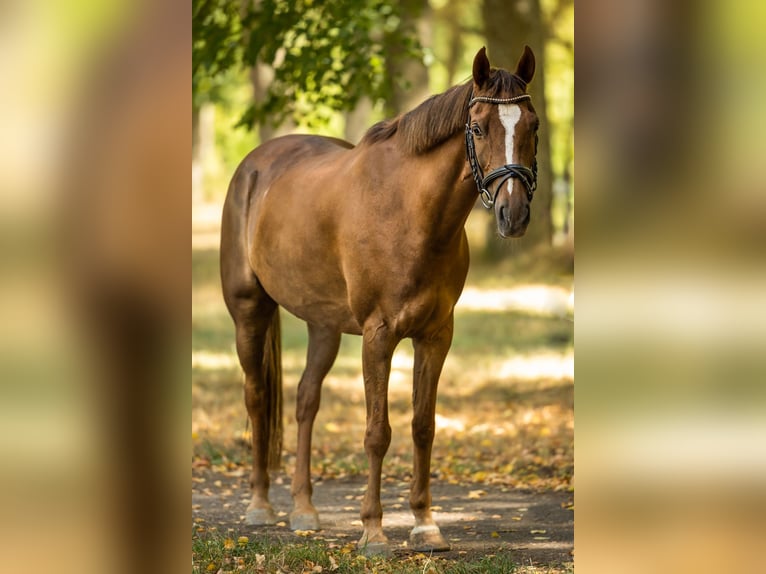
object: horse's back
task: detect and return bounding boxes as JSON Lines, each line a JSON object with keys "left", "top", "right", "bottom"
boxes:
{"left": 241, "top": 134, "right": 353, "bottom": 187}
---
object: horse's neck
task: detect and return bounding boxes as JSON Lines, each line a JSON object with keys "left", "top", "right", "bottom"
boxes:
{"left": 401, "top": 133, "right": 477, "bottom": 246}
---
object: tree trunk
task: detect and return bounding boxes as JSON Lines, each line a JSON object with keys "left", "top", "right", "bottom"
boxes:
{"left": 482, "top": 0, "right": 553, "bottom": 249}
{"left": 443, "top": 0, "right": 465, "bottom": 86}
{"left": 192, "top": 102, "right": 218, "bottom": 202}
{"left": 383, "top": 0, "right": 431, "bottom": 116}
{"left": 250, "top": 62, "right": 295, "bottom": 143}
{"left": 192, "top": 105, "right": 201, "bottom": 203}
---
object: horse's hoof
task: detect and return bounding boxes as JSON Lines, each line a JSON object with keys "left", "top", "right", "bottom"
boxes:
{"left": 409, "top": 525, "right": 451, "bottom": 552}
{"left": 357, "top": 533, "right": 392, "bottom": 557}
{"left": 289, "top": 510, "right": 320, "bottom": 531}
{"left": 245, "top": 505, "right": 277, "bottom": 526}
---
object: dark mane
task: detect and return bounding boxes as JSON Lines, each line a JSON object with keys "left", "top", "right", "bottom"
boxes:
{"left": 360, "top": 69, "right": 528, "bottom": 155}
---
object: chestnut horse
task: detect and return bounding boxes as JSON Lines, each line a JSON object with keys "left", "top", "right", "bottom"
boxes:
{"left": 220, "top": 46, "right": 539, "bottom": 555}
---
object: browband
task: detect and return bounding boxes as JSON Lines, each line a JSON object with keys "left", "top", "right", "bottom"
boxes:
{"left": 467, "top": 94, "right": 531, "bottom": 109}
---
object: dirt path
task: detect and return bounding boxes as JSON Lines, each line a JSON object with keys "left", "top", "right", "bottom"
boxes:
{"left": 193, "top": 468, "right": 573, "bottom": 567}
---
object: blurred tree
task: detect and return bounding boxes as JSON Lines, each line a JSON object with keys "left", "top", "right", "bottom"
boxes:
{"left": 383, "top": 0, "right": 431, "bottom": 116}
{"left": 440, "top": 0, "right": 469, "bottom": 86}
{"left": 192, "top": 103, "right": 219, "bottom": 202}
{"left": 345, "top": 0, "right": 431, "bottom": 143}
{"left": 192, "top": 0, "right": 422, "bottom": 130}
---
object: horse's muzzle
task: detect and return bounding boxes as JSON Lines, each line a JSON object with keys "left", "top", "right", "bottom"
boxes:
{"left": 497, "top": 204, "right": 530, "bottom": 238}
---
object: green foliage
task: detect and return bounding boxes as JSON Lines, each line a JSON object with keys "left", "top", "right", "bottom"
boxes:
{"left": 193, "top": 0, "right": 422, "bottom": 129}
{"left": 193, "top": 0, "right": 243, "bottom": 105}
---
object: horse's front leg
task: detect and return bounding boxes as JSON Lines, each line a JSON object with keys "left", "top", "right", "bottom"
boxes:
{"left": 409, "top": 320, "right": 453, "bottom": 551}
{"left": 358, "top": 322, "right": 397, "bottom": 556}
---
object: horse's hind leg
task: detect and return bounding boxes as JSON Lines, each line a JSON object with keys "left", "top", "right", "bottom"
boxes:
{"left": 290, "top": 324, "right": 341, "bottom": 531}
{"left": 230, "top": 293, "right": 279, "bottom": 525}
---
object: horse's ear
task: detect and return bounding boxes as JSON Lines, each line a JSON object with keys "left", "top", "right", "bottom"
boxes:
{"left": 472, "top": 47, "right": 491, "bottom": 88}
{"left": 514, "top": 45, "right": 536, "bottom": 85}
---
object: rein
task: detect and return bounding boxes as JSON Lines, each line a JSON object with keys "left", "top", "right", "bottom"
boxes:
{"left": 465, "top": 93, "right": 538, "bottom": 209}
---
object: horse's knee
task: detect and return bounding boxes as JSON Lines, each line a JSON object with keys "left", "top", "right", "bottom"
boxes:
{"left": 411, "top": 420, "right": 435, "bottom": 449}
{"left": 364, "top": 423, "right": 391, "bottom": 458}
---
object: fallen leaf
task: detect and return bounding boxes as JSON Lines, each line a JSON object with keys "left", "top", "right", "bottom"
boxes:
{"left": 467, "top": 489, "right": 486, "bottom": 499}
{"left": 223, "top": 538, "right": 235, "bottom": 550}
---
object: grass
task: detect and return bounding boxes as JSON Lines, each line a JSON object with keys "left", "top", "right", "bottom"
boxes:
{"left": 192, "top": 529, "right": 574, "bottom": 574}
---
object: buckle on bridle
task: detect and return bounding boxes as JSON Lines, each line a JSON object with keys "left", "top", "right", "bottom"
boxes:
{"left": 479, "top": 187, "right": 494, "bottom": 209}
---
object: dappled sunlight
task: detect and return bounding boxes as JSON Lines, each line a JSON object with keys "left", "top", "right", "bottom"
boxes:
{"left": 192, "top": 304, "right": 573, "bottom": 489}
{"left": 458, "top": 285, "right": 573, "bottom": 317}
{"left": 497, "top": 351, "right": 574, "bottom": 381}
{"left": 192, "top": 350, "right": 239, "bottom": 371}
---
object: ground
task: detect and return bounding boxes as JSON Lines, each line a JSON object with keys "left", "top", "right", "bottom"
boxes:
{"left": 193, "top": 466, "right": 573, "bottom": 567}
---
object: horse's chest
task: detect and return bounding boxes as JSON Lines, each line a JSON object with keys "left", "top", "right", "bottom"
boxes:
{"left": 355, "top": 261, "right": 465, "bottom": 337}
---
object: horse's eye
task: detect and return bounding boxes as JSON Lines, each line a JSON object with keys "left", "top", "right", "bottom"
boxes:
{"left": 471, "top": 124, "right": 483, "bottom": 137}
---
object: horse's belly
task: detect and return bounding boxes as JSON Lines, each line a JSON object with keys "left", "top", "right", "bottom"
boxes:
{"left": 281, "top": 298, "right": 363, "bottom": 335}
{"left": 252, "top": 250, "right": 362, "bottom": 334}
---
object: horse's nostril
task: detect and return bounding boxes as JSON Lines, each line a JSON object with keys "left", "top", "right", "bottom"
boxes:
{"left": 500, "top": 205, "right": 509, "bottom": 223}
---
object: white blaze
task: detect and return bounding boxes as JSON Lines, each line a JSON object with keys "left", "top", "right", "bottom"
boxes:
{"left": 498, "top": 104, "right": 523, "bottom": 197}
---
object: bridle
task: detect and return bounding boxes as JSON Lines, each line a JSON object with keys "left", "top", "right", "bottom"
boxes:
{"left": 465, "top": 93, "right": 538, "bottom": 209}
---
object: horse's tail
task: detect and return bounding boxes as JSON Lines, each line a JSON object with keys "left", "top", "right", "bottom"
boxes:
{"left": 221, "top": 164, "right": 283, "bottom": 471}
{"left": 262, "top": 308, "right": 283, "bottom": 471}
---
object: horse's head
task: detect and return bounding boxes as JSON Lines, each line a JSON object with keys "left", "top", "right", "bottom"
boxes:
{"left": 467, "top": 46, "right": 539, "bottom": 238}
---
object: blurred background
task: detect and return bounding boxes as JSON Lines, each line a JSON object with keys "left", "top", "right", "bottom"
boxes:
{"left": 0, "top": 0, "right": 764, "bottom": 572}
{"left": 576, "top": 1, "right": 766, "bottom": 573}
